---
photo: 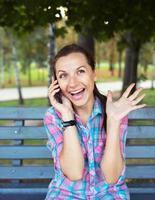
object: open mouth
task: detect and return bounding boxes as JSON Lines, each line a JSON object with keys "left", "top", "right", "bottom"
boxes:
{"left": 70, "top": 89, "right": 85, "bottom": 100}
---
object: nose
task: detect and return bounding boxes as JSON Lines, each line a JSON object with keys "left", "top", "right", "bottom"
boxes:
{"left": 68, "top": 75, "right": 79, "bottom": 88}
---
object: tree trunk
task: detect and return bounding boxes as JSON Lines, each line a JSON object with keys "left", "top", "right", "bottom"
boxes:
{"left": 108, "top": 39, "right": 115, "bottom": 76}
{"left": 143, "top": 62, "right": 148, "bottom": 77}
{"left": 12, "top": 35, "right": 24, "bottom": 105}
{"left": 109, "top": 54, "right": 114, "bottom": 76}
{"left": 0, "top": 42, "right": 5, "bottom": 88}
{"left": 118, "top": 50, "right": 122, "bottom": 78}
{"left": 78, "top": 33, "right": 95, "bottom": 61}
{"left": 27, "top": 62, "right": 32, "bottom": 86}
{"left": 122, "top": 32, "right": 141, "bottom": 94}
{"left": 47, "top": 23, "right": 56, "bottom": 105}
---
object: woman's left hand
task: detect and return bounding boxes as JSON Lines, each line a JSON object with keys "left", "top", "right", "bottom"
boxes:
{"left": 106, "top": 83, "right": 146, "bottom": 122}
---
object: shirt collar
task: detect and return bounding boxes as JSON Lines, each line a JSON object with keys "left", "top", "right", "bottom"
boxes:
{"left": 54, "top": 96, "right": 104, "bottom": 122}
{"left": 90, "top": 96, "right": 103, "bottom": 119}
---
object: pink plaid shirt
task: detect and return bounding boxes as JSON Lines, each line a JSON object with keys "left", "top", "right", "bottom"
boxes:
{"left": 44, "top": 97, "right": 130, "bottom": 200}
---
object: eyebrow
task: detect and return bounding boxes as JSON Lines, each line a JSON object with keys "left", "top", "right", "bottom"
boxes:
{"left": 57, "top": 66, "right": 86, "bottom": 73}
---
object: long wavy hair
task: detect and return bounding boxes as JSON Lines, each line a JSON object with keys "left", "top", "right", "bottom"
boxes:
{"left": 52, "top": 44, "right": 107, "bottom": 132}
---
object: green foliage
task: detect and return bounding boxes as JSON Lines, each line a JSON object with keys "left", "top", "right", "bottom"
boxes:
{"left": 66, "top": 0, "right": 155, "bottom": 43}
{"left": 0, "top": 0, "right": 64, "bottom": 34}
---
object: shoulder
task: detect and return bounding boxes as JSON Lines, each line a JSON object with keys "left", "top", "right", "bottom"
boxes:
{"left": 44, "top": 106, "right": 62, "bottom": 125}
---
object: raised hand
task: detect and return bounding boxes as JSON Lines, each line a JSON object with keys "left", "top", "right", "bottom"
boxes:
{"left": 106, "top": 83, "right": 146, "bottom": 122}
{"left": 48, "top": 77, "right": 73, "bottom": 114}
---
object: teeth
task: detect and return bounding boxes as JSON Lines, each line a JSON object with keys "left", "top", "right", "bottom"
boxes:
{"left": 70, "top": 89, "right": 84, "bottom": 94}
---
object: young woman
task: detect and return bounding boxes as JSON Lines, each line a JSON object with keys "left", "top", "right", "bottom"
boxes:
{"left": 44, "top": 44, "right": 145, "bottom": 200}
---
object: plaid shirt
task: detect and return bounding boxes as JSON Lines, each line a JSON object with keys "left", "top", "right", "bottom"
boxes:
{"left": 44, "top": 97, "right": 130, "bottom": 200}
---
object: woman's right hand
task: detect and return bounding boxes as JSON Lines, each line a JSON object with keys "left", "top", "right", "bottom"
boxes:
{"left": 48, "top": 78, "right": 74, "bottom": 117}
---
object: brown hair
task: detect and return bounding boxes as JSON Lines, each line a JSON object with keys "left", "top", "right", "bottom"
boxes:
{"left": 53, "top": 44, "right": 107, "bottom": 131}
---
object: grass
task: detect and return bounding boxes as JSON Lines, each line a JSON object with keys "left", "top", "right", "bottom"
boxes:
{"left": 2, "top": 63, "right": 155, "bottom": 87}
{"left": 141, "top": 89, "right": 155, "bottom": 106}
{"left": 0, "top": 98, "right": 48, "bottom": 107}
{"left": 0, "top": 88, "right": 154, "bottom": 107}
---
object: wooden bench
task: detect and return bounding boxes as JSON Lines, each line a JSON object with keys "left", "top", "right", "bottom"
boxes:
{"left": 0, "top": 107, "right": 155, "bottom": 200}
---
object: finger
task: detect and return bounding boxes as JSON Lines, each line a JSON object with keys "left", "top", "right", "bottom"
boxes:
{"left": 48, "top": 84, "right": 60, "bottom": 94}
{"left": 128, "top": 87, "right": 143, "bottom": 101}
{"left": 49, "top": 88, "right": 61, "bottom": 103}
{"left": 131, "top": 93, "right": 145, "bottom": 105}
{"left": 49, "top": 80, "right": 58, "bottom": 89}
{"left": 51, "top": 76, "right": 54, "bottom": 83}
{"left": 107, "top": 90, "right": 113, "bottom": 102}
{"left": 131, "top": 104, "right": 146, "bottom": 111}
{"left": 122, "top": 83, "right": 135, "bottom": 98}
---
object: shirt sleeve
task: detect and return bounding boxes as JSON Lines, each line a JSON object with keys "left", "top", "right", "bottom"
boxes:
{"left": 114, "top": 115, "right": 128, "bottom": 185}
{"left": 102, "top": 115, "right": 128, "bottom": 186}
{"left": 120, "top": 115, "right": 128, "bottom": 159}
{"left": 44, "top": 107, "right": 63, "bottom": 170}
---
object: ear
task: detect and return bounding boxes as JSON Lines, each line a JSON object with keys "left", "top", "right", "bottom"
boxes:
{"left": 93, "top": 70, "right": 97, "bottom": 82}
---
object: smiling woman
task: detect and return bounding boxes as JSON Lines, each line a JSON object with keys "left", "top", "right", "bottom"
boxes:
{"left": 44, "top": 44, "right": 146, "bottom": 200}
{"left": 54, "top": 52, "right": 96, "bottom": 115}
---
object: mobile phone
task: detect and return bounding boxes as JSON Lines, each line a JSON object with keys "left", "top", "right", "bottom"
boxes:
{"left": 54, "top": 90, "right": 62, "bottom": 103}
{"left": 53, "top": 74, "right": 62, "bottom": 103}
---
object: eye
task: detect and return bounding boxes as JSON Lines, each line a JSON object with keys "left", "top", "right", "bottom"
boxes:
{"left": 59, "top": 73, "right": 67, "bottom": 79}
{"left": 78, "top": 69, "right": 85, "bottom": 74}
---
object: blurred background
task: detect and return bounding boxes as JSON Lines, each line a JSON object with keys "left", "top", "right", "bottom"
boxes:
{"left": 0, "top": 0, "right": 155, "bottom": 107}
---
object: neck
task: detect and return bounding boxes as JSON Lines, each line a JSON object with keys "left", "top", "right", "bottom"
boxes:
{"left": 74, "top": 97, "right": 95, "bottom": 125}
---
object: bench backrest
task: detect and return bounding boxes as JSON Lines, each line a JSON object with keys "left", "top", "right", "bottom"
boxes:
{"left": 0, "top": 107, "right": 155, "bottom": 200}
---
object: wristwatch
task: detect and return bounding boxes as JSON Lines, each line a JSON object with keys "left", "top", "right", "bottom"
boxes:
{"left": 62, "top": 120, "right": 76, "bottom": 130}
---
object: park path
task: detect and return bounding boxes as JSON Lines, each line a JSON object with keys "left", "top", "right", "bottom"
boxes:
{"left": 0, "top": 80, "right": 155, "bottom": 101}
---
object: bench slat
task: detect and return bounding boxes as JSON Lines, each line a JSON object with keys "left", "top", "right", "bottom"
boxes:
{"left": 2, "top": 187, "right": 154, "bottom": 194}
{"left": 126, "top": 165, "right": 155, "bottom": 178}
{"left": 0, "top": 165, "right": 154, "bottom": 179}
{"left": 1, "top": 126, "right": 155, "bottom": 140}
{"left": 1, "top": 145, "right": 155, "bottom": 159}
{"left": 0, "top": 107, "right": 155, "bottom": 120}
{"left": 126, "top": 146, "right": 155, "bottom": 158}
{"left": 0, "top": 127, "right": 47, "bottom": 139}
{"left": 0, "top": 166, "right": 54, "bottom": 179}
{"left": 128, "top": 107, "right": 155, "bottom": 120}
{"left": 0, "top": 188, "right": 47, "bottom": 194}
{"left": 0, "top": 146, "right": 51, "bottom": 159}
{"left": 0, "top": 107, "right": 47, "bottom": 120}
{"left": 127, "top": 126, "right": 155, "bottom": 138}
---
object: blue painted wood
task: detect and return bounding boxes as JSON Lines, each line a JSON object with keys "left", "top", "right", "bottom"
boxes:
{"left": 0, "top": 107, "right": 154, "bottom": 120}
{"left": 127, "top": 126, "right": 155, "bottom": 138}
{"left": 1, "top": 145, "right": 155, "bottom": 159}
{"left": 0, "top": 166, "right": 54, "bottom": 179}
{"left": 1, "top": 165, "right": 155, "bottom": 179}
{"left": 0, "top": 188, "right": 47, "bottom": 194}
{"left": 0, "top": 146, "right": 51, "bottom": 159}
{"left": 126, "top": 165, "right": 155, "bottom": 178}
{"left": 0, "top": 107, "right": 48, "bottom": 120}
{"left": 0, "top": 127, "right": 47, "bottom": 139}
{"left": 130, "top": 194, "right": 155, "bottom": 200}
{"left": 126, "top": 146, "right": 155, "bottom": 158}
{"left": 0, "top": 106, "right": 155, "bottom": 199}
{"left": 0, "top": 193, "right": 46, "bottom": 200}
{"left": 128, "top": 107, "right": 155, "bottom": 120}
{"left": 1, "top": 126, "right": 155, "bottom": 140}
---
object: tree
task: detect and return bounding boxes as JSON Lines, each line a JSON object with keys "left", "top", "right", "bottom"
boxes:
{"left": 1, "top": 0, "right": 155, "bottom": 94}
{"left": 0, "top": 0, "right": 64, "bottom": 104}
{"left": 65, "top": 0, "right": 155, "bottom": 92}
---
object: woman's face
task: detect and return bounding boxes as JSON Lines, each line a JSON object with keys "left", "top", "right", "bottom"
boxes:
{"left": 55, "top": 52, "right": 96, "bottom": 110}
